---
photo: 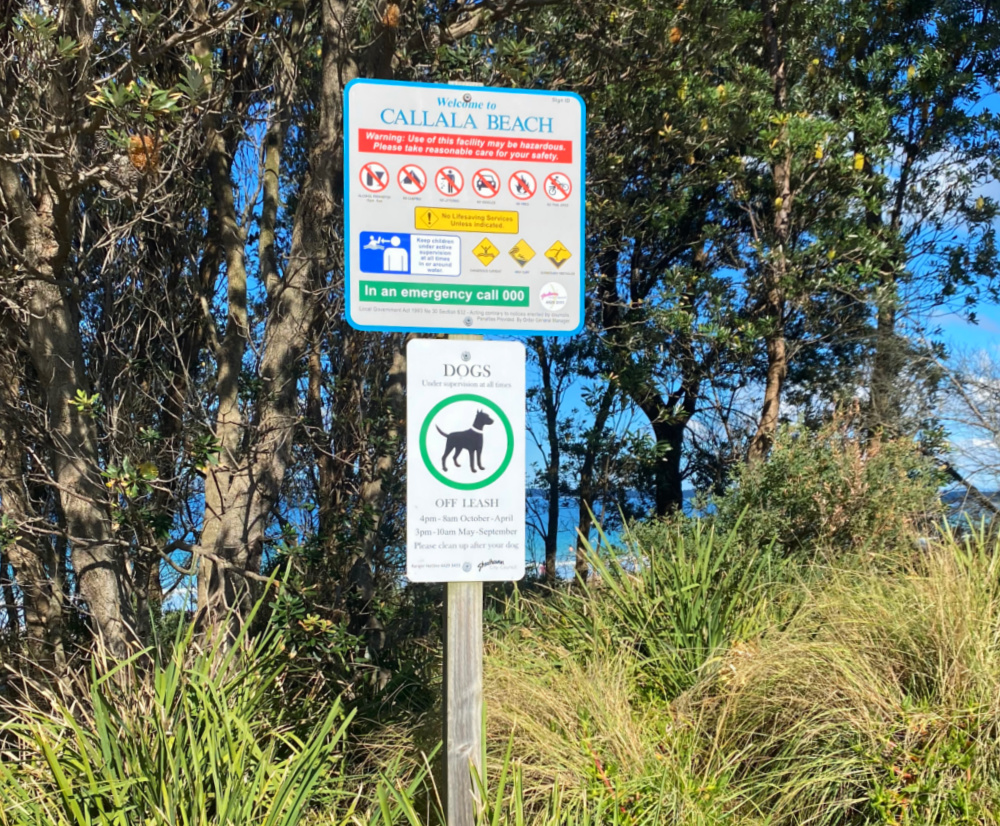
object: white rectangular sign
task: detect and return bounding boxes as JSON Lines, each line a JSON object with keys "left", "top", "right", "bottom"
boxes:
{"left": 406, "top": 339, "right": 525, "bottom": 582}
{"left": 345, "top": 79, "right": 585, "bottom": 336}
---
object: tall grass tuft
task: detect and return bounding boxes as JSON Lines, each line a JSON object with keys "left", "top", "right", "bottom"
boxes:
{"left": 691, "top": 522, "right": 1000, "bottom": 825}
{"left": 0, "top": 608, "right": 355, "bottom": 826}
{"left": 545, "top": 517, "right": 777, "bottom": 698}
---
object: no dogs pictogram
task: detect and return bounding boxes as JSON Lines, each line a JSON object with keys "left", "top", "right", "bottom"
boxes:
{"left": 397, "top": 164, "right": 427, "bottom": 194}
{"left": 544, "top": 172, "right": 572, "bottom": 202}
{"left": 436, "top": 166, "right": 464, "bottom": 196}
{"left": 360, "top": 162, "right": 389, "bottom": 193}
{"left": 472, "top": 168, "right": 501, "bottom": 198}
{"left": 508, "top": 170, "right": 537, "bottom": 200}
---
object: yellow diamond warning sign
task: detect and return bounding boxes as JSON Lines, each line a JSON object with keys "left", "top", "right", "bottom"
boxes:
{"left": 544, "top": 241, "right": 572, "bottom": 269}
{"left": 415, "top": 208, "right": 440, "bottom": 228}
{"left": 473, "top": 238, "right": 500, "bottom": 266}
{"left": 414, "top": 207, "right": 518, "bottom": 234}
{"left": 508, "top": 239, "right": 535, "bottom": 267}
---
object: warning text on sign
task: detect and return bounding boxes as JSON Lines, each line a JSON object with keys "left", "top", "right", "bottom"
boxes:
{"left": 359, "top": 232, "right": 461, "bottom": 276}
{"left": 414, "top": 207, "right": 518, "bottom": 234}
{"left": 359, "top": 130, "right": 573, "bottom": 163}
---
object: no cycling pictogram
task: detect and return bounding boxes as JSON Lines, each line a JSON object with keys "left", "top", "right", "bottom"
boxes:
{"left": 436, "top": 166, "right": 464, "bottom": 196}
{"left": 398, "top": 164, "right": 427, "bottom": 194}
{"left": 419, "top": 394, "right": 514, "bottom": 491}
{"left": 472, "top": 168, "right": 501, "bottom": 198}
{"left": 544, "top": 172, "right": 572, "bottom": 201}
{"left": 359, "top": 161, "right": 389, "bottom": 193}
{"left": 508, "top": 170, "right": 537, "bottom": 200}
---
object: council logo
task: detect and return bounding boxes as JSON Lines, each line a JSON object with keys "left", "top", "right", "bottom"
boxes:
{"left": 539, "top": 282, "right": 568, "bottom": 311}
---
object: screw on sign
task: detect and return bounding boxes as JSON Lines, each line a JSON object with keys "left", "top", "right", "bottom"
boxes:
{"left": 544, "top": 172, "right": 572, "bottom": 202}
{"left": 508, "top": 170, "right": 536, "bottom": 200}
{"left": 398, "top": 164, "right": 427, "bottom": 194}
{"left": 436, "top": 166, "right": 464, "bottom": 196}
{"left": 472, "top": 168, "right": 500, "bottom": 198}
{"left": 360, "top": 161, "right": 389, "bottom": 193}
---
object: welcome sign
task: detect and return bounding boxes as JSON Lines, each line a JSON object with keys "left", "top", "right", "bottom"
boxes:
{"left": 344, "top": 80, "right": 585, "bottom": 336}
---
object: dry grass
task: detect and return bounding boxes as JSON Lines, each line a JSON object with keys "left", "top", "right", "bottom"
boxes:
{"left": 690, "top": 527, "right": 1000, "bottom": 825}
{"left": 484, "top": 633, "right": 662, "bottom": 803}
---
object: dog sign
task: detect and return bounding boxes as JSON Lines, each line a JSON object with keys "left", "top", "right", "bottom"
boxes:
{"left": 406, "top": 338, "right": 525, "bottom": 582}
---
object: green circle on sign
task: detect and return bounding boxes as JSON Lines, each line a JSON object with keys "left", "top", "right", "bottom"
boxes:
{"left": 420, "top": 394, "right": 514, "bottom": 491}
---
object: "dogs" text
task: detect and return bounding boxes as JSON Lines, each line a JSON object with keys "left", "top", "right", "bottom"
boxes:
{"left": 444, "top": 363, "right": 491, "bottom": 378}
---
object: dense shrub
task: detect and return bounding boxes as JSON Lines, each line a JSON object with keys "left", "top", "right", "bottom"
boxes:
{"left": 713, "top": 417, "right": 944, "bottom": 560}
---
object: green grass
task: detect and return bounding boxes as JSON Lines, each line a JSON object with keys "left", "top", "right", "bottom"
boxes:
{"left": 0, "top": 608, "right": 355, "bottom": 826}
{"left": 6, "top": 519, "right": 1000, "bottom": 825}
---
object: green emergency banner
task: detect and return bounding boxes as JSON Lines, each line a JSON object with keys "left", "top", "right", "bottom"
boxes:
{"left": 359, "top": 281, "right": 530, "bottom": 307}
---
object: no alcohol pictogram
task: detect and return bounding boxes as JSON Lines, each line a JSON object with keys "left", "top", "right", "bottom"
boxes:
{"left": 398, "top": 164, "right": 427, "bottom": 194}
{"left": 472, "top": 168, "right": 501, "bottom": 198}
{"left": 544, "top": 172, "right": 572, "bottom": 202}
{"left": 508, "top": 170, "right": 537, "bottom": 200}
{"left": 360, "top": 162, "right": 389, "bottom": 193}
{"left": 436, "top": 166, "right": 464, "bottom": 196}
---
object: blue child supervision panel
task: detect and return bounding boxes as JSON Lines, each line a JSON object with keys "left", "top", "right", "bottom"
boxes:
{"left": 359, "top": 231, "right": 461, "bottom": 276}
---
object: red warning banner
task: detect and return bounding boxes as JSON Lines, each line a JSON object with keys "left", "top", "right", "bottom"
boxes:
{"left": 358, "top": 129, "right": 573, "bottom": 164}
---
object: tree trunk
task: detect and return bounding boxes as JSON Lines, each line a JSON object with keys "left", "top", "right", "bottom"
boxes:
{"left": 194, "top": 0, "right": 360, "bottom": 631}
{"left": 0, "top": 161, "right": 135, "bottom": 654}
{"left": 0, "top": 0, "right": 134, "bottom": 655}
{"left": 747, "top": 1, "right": 791, "bottom": 465}
{"left": 1, "top": 552, "right": 18, "bottom": 643}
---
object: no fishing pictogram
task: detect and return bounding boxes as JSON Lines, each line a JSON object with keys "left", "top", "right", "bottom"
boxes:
{"left": 436, "top": 166, "right": 464, "bottom": 196}
{"left": 398, "top": 164, "right": 427, "bottom": 194}
{"left": 360, "top": 162, "right": 389, "bottom": 193}
{"left": 544, "top": 172, "right": 572, "bottom": 202}
{"left": 508, "top": 170, "right": 537, "bottom": 200}
{"left": 472, "top": 168, "right": 500, "bottom": 198}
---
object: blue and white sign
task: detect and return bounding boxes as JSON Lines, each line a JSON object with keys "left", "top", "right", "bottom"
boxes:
{"left": 344, "top": 79, "right": 586, "bottom": 336}
{"left": 359, "top": 231, "right": 461, "bottom": 276}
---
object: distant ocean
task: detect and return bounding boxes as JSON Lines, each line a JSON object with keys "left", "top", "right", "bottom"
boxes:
{"left": 523, "top": 489, "right": 697, "bottom": 578}
{"left": 527, "top": 488, "right": 999, "bottom": 578}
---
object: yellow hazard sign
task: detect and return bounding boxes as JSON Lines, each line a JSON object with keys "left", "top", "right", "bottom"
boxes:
{"left": 544, "top": 241, "right": 572, "bottom": 269}
{"left": 508, "top": 239, "right": 535, "bottom": 267}
{"left": 414, "top": 207, "right": 518, "bottom": 234}
{"left": 473, "top": 238, "right": 500, "bottom": 266}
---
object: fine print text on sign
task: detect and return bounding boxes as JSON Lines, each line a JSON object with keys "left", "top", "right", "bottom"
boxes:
{"left": 406, "top": 339, "right": 526, "bottom": 582}
{"left": 345, "top": 80, "right": 585, "bottom": 336}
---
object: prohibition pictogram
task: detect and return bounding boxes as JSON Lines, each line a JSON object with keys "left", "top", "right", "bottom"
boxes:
{"left": 359, "top": 162, "right": 389, "bottom": 193}
{"left": 436, "top": 166, "right": 464, "bottom": 196}
{"left": 508, "top": 170, "right": 537, "bottom": 200}
{"left": 472, "top": 168, "right": 501, "bottom": 198}
{"left": 398, "top": 164, "right": 427, "bottom": 195}
{"left": 544, "top": 172, "right": 572, "bottom": 202}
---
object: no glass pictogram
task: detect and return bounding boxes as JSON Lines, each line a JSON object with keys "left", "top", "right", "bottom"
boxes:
{"left": 436, "top": 166, "right": 464, "bottom": 196}
{"left": 508, "top": 170, "right": 537, "bottom": 200}
{"left": 472, "top": 168, "right": 501, "bottom": 198}
{"left": 360, "top": 162, "right": 389, "bottom": 193}
{"left": 397, "top": 164, "right": 427, "bottom": 194}
{"left": 544, "top": 172, "right": 572, "bottom": 202}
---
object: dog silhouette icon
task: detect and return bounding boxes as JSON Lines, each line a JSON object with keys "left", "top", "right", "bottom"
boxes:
{"left": 436, "top": 409, "right": 495, "bottom": 472}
